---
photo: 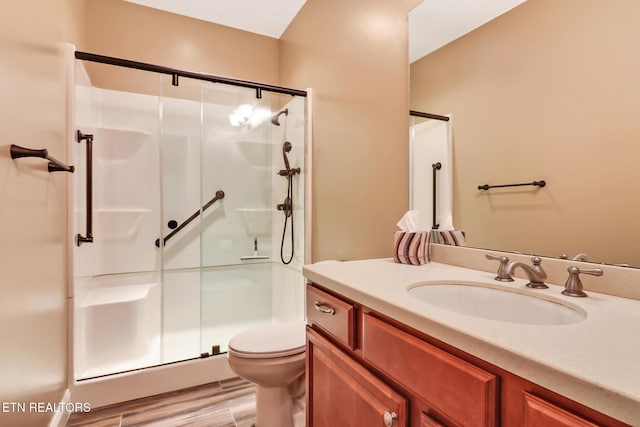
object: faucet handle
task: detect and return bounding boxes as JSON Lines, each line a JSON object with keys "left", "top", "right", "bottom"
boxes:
{"left": 562, "top": 266, "right": 603, "bottom": 297}
{"left": 485, "top": 253, "right": 513, "bottom": 282}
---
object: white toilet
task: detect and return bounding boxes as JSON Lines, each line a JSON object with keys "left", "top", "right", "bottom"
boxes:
{"left": 227, "top": 321, "right": 306, "bottom": 427}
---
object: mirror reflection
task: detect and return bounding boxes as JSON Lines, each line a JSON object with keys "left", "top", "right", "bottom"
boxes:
{"left": 409, "top": 112, "right": 452, "bottom": 231}
{"left": 410, "top": 0, "right": 640, "bottom": 267}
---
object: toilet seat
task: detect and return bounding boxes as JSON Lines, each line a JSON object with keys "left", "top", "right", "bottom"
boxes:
{"left": 229, "top": 321, "right": 306, "bottom": 359}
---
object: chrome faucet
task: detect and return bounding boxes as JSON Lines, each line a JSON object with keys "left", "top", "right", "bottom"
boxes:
{"left": 562, "top": 266, "right": 603, "bottom": 297}
{"left": 505, "top": 256, "right": 548, "bottom": 289}
{"left": 485, "top": 253, "right": 513, "bottom": 282}
{"left": 559, "top": 253, "right": 590, "bottom": 262}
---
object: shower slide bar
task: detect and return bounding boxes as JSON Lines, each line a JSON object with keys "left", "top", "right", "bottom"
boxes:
{"left": 76, "top": 130, "right": 94, "bottom": 246}
{"left": 75, "top": 51, "right": 308, "bottom": 98}
{"left": 478, "top": 180, "right": 546, "bottom": 191}
{"left": 10, "top": 144, "right": 75, "bottom": 173}
{"left": 155, "top": 190, "right": 225, "bottom": 248}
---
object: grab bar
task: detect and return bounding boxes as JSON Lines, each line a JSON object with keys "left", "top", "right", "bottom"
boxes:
{"left": 155, "top": 190, "right": 225, "bottom": 247}
{"left": 478, "top": 180, "right": 546, "bottom": 191}
{"left": 10, "top": 144, "right": 75, "bottom": 173}
{"left": 76, "top": 130, "right": 94, "bottom": 246}
{"left": 432, "top": 162, "right": 441, "bottom": 229}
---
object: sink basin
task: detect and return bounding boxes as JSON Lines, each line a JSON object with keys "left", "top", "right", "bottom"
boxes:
{"left": 408, "top": 283, "right": 585, "bottom": 325}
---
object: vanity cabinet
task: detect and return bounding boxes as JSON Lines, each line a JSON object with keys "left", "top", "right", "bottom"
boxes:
{"left": 306, "top": 283, "right": 629, "bottom": 427}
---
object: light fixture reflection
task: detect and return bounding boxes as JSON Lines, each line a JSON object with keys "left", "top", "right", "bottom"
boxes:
{"left": 228, "top": 104, "right": 272, "bottom": 129}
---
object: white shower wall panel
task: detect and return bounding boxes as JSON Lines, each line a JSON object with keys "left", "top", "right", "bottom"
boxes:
{"left": 161, "top": 268, "right": 201, "bottom": 363}
{"left": 199, "top": 264, "right": 273, "bottom": 354}
{"left": 160, "top": 95, "right": 202, "bottom": 271}
{"left": 201, "top": 103, "right": 274, "bottom": 266}
{"left": 270, "top": 96, "right": 306, "bottom": 269}
{"left": 74, "top": 87, "right": 161, "bottom": 278}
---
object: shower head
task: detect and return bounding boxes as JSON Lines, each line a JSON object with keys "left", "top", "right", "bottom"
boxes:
{"left": 271, "top": 108, "right": 289, "bottom": 126}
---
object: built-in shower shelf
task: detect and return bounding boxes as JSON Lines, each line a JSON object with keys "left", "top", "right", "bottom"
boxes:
{"left": 237, "top": 208, "right": 275, "bottom": 235}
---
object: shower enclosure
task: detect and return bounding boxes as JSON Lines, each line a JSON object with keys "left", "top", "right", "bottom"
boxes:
{"left": 70, "top": 53, "right": 308, "bottom": 383}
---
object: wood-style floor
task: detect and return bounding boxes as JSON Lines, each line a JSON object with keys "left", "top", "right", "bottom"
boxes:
{"left": 66, "top": 378, "right": 256, "bottom": 427}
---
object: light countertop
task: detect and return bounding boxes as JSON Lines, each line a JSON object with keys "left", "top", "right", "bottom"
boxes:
{"left": 303, "top": 258, "right": 640, "bottom": 425}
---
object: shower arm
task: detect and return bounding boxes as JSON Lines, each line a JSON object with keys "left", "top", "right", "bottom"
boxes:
{"left": 155, "top": 190, "right": 225, "bottom": 247}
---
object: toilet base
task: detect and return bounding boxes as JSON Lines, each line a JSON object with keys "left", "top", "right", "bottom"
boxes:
{"left": 256, "top": 385, "right": 293, "bottom": 427}
{"left": 254, "top": 373, "right": 305, "bottom": 427}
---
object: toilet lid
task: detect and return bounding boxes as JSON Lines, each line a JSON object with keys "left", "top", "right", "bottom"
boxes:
{"left": 229, "top": 321, "right": 306, "bottom": 359}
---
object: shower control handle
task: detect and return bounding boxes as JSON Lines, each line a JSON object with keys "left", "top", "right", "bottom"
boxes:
{"left": 313, "top": 301, "right": 335, "bottom": 315}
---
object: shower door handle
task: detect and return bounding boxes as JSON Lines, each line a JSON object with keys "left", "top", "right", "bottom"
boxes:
{"left": 76, "top": 130, "right": 94, "bottom": 246}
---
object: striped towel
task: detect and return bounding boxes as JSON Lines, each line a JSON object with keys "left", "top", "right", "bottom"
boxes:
{"left": 394, "top": 231, "right": 430, "bottom": 265}
{"left": 432, "top": 230, "right": 466, "bottom": 246}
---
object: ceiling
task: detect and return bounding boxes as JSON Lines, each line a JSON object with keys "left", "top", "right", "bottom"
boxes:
{"left": 124, "top": 0, "right": 526, "bottom": 62}
{"left": 123, "top": 0, "right": 307, "bottom": 38}
{"left": 409, "top": 0, "right": 526, "bottom": 62}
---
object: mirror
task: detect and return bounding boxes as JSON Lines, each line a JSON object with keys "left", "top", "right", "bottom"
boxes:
{"left": 409, "top": 112, "right": 453, "bottom": 230}
{"left": 409, "top": 0, "right": 640, "bottom": 267}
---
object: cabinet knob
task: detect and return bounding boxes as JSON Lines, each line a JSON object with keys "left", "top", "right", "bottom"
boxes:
{"left": 383, "top": 411, "right": 398, "bottom": 427}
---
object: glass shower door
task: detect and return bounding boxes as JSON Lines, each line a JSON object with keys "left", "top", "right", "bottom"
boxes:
{"left": 159, "top": 75, "right": 205, "bottom": 364}
{"left": 199, "top": 84, "right": 275, "bottom": 356}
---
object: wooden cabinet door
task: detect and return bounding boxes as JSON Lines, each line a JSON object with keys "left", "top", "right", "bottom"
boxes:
{"left": 361, "top": 313, "right": 498, "bottom": 427}
{"left": 307, "top": 327, "right": 408, "bottom": 427}
{"left": 524, "top": 393, "right": 600, "bottom": 427}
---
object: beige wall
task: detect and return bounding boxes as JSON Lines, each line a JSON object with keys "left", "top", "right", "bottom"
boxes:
{"left": 83, "top": 0, "right": 280, "bottom": 93}
{"left": 281, "top": 0, "right": 420, "bottom": 262}
{"left": 411, "top": 0, "right": 640, "bottom": 266}
{"left": 0, "top": 1, "right": 84, "bottom": 426}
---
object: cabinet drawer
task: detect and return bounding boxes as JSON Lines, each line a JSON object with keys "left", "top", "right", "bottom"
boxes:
{"left": 306, "top": 284, "right": 355, "bottom": 349}
{"left": 362, "top": 313, "right": 498, "bottom": 427}
{"left": 523, "top": 393, "right": 599, "bottom": 427}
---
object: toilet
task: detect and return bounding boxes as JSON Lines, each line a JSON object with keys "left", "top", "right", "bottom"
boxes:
{"left": 227, "top": 321, "right": 306, "bottom": 427}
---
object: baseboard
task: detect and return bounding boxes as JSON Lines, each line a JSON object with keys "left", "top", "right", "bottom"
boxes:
{"left": 47, "top": 389, "right": 71, "bottom": 427}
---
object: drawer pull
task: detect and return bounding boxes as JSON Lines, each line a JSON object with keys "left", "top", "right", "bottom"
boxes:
{"left": 383, "top": 411, "right": 398, "bottom": 427}
{"left": 314, "top": 301, "right": 335, "bottom": 315}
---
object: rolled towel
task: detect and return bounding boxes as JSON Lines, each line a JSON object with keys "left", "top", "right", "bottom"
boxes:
{"left": 432, "top": 230, "right": 466, "bottom": 246}
{"left": 394, "top": 231, "right": 430, "bottom": 265}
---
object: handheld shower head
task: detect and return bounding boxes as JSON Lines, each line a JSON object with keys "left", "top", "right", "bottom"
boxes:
{"left": 282, "top": 141, "right": 292, "bottom": 170}
{"left": 271, "top": 108, "right": 289, "bottom": 126}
